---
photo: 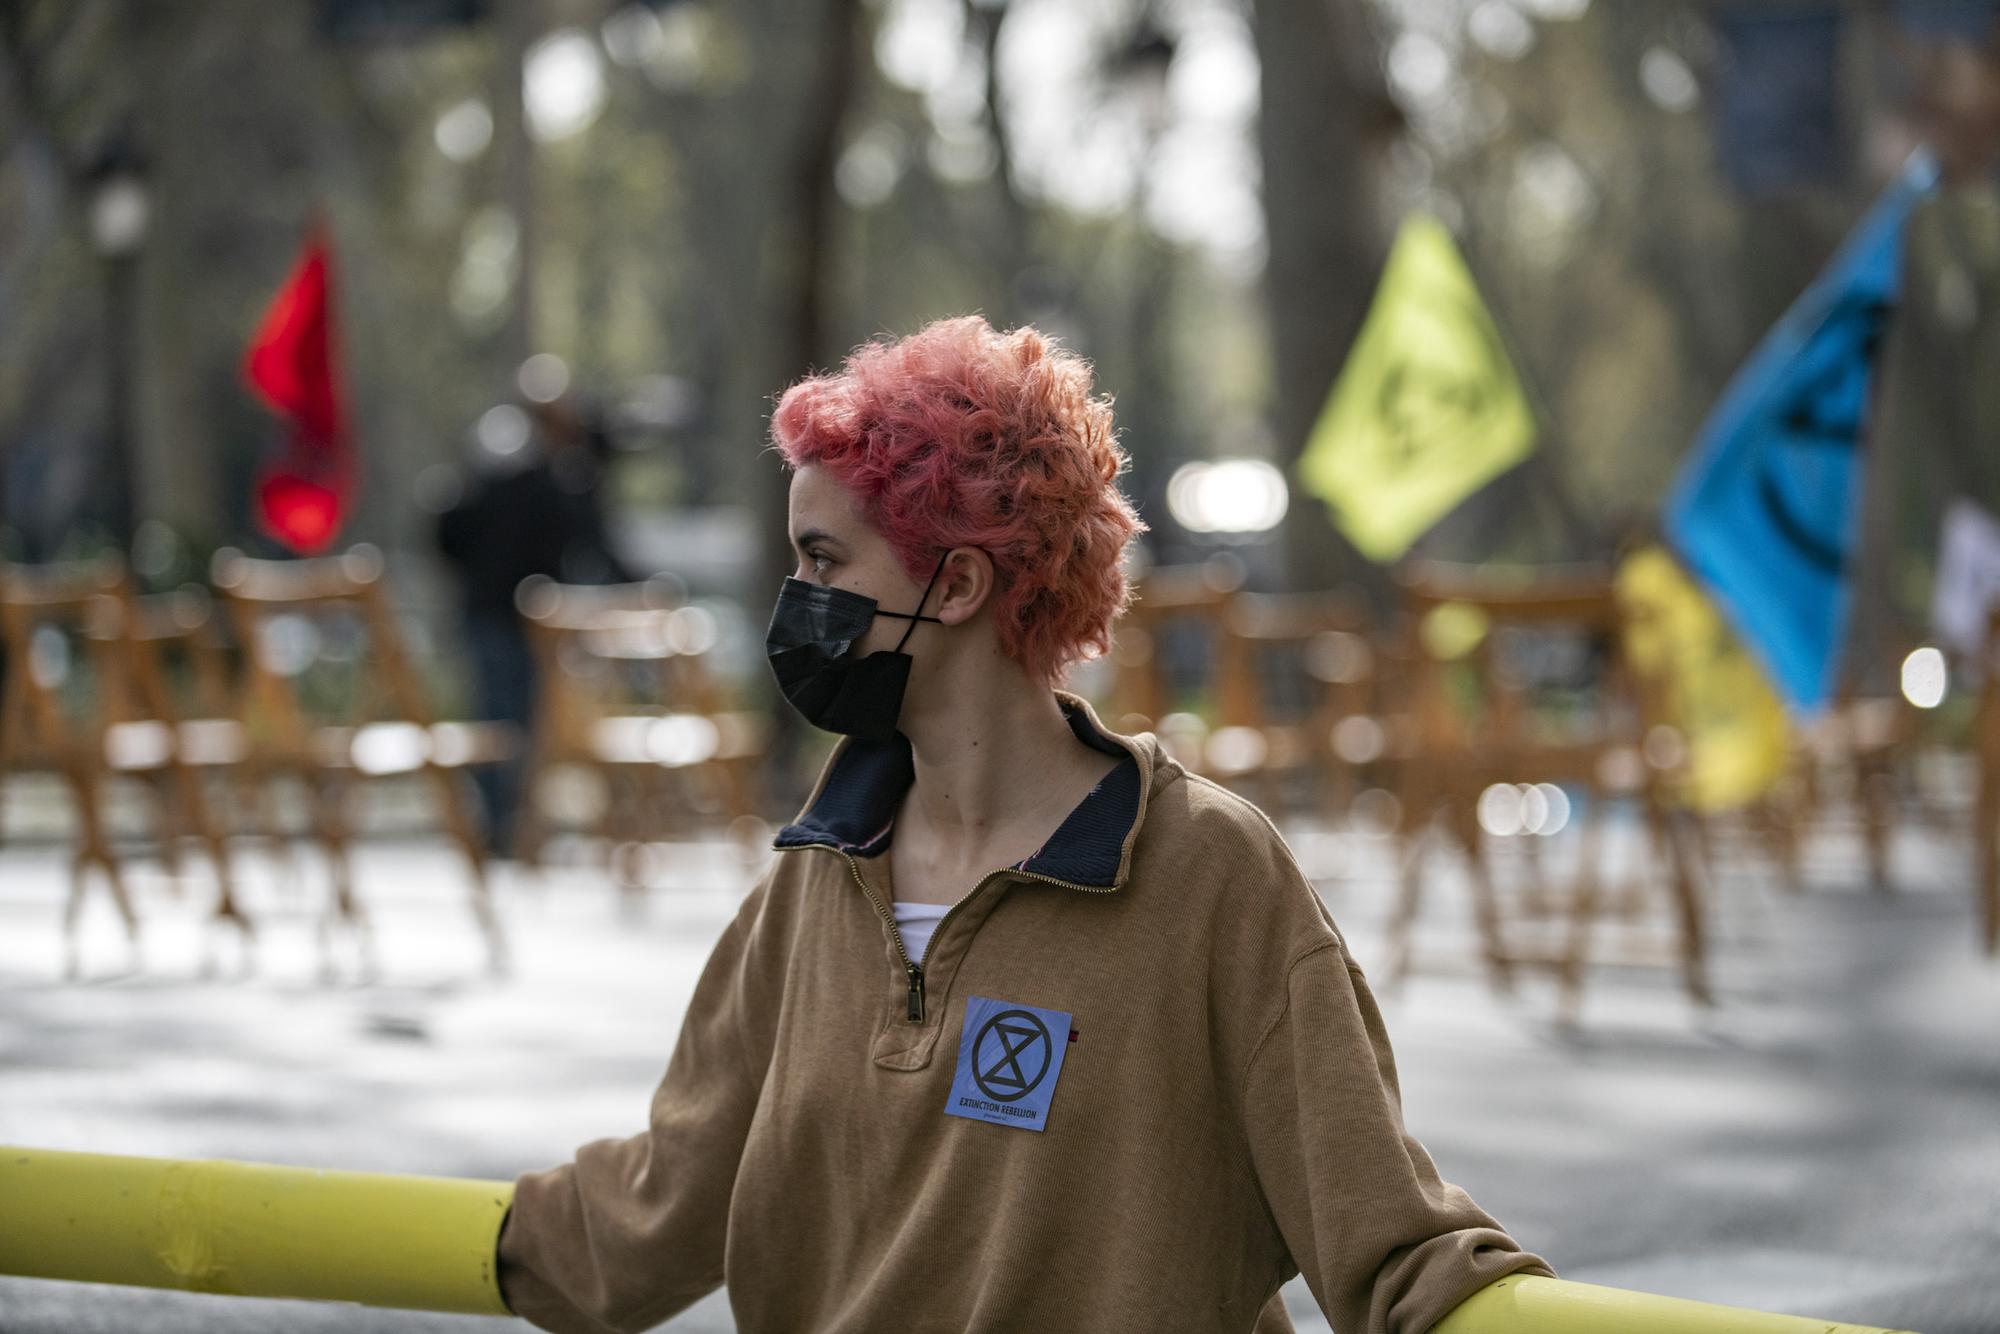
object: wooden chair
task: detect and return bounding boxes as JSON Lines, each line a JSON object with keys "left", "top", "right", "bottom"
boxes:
{"left": 1104, "top": 559, "right": 1247, "bottom": 768}
{"left": 116, "top": 581, "right": 319, "bottom": 915}
{"left": 1791, "top": 693, "right": 1907, "bottom": 892}
{"left": 1212, "top": 590, "right": 1405, "bottom": 819}
{"left": 1104, "top": 560, "right": 1240, "bottom": 736}
{"left": 512, "top": 575, "right": 767, "bottom": 889}
{"left": 1103, "top": 564, "right": 1413, "bottom": 823}
{"left": 209, "top": 545, "right": 509, "bottom": 974}
{"left": 0, "top": 557, "right": 249, "bottom": 972}
{"left": 1386, "top": 564, "right": 1709, "bottom": 1019}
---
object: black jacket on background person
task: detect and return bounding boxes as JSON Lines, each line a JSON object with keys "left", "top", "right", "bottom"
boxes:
{"left": 435, "top": 443, "right": 630, "bottom": 619}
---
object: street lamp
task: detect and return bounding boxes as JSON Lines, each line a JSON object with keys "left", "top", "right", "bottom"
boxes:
{"left": 85, "top": 131, "right": 151, "bottom": 550}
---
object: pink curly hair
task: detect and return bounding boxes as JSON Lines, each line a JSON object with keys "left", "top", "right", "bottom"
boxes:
{"left": 770, "top": 316, "right": 1146, "bottom": 688}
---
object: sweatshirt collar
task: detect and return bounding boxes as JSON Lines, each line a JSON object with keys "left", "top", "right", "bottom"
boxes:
{"left": 772, "top": 691, "right": 1153, "bottom": 890}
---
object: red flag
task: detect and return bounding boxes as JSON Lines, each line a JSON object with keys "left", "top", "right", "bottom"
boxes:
{"left": 243, "top": 226, "right": 355, "bottom": 553}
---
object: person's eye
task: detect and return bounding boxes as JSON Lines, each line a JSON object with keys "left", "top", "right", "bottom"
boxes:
{"left": 809, "top": 552, "right": 833, "bottom": 576}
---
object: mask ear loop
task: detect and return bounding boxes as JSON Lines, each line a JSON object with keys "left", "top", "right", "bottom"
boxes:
{"left": 891, "top": 550, "right": 952, "bottom": 653}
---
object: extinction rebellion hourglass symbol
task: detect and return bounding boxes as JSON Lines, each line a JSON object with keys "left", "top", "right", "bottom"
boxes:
{"left": 971, "top": 1009, "right": 1054, "bottom": 1101}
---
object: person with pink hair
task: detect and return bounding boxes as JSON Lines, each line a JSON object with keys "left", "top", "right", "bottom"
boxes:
{"left": 496, "top": 316, "right": 1549, "bottom": 1333}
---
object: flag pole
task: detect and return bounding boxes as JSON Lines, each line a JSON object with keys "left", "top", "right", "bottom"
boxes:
{"left": 1449, "top": 216, "right": 1606, "bottom": 563}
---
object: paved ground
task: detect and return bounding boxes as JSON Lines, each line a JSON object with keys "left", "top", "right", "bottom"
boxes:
{"left": 1, "top": 805, "right": 1996, "bottom": 1332}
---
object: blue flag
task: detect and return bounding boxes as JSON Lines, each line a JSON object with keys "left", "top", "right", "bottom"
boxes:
{"left": 1665, "top": 154, "right": 1936, "bottom": 712}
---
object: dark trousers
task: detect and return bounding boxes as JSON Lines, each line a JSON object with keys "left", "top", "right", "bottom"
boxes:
{"left": 464, "top": 609, "right": 536, "bottom": 856}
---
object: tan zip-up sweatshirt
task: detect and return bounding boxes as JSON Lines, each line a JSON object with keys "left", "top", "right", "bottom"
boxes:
{"left": 498, "top": 692, "right": 1549, "bottom": 1333}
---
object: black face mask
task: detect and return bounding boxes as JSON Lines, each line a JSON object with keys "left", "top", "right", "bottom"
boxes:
{"left": 765, "top": 553, "right": 948, "bottom": 741}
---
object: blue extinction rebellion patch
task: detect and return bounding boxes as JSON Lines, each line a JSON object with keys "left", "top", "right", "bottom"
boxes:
{"left": 945, "top": 994, "right": 1072, "bottom": 1132}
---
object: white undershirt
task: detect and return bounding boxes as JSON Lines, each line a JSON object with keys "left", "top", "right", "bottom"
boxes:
{"left": 891, "top": 899, "right": 953, "bottom": 964}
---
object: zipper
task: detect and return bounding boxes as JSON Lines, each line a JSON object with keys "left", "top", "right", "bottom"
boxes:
{"left": 783, "top": 844, "right": 1116, "bottom": 1024}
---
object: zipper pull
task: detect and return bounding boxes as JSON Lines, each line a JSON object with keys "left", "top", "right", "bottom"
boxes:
{"left": 905, "top": 962, "right": 926, "bottom": 1023}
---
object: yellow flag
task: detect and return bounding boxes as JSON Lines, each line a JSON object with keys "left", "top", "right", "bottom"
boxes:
{"left": 1617, "top": 546, "right": 1792, "bottom": 813}
{"left": 1297, "top": 215, "right": 1536, "bottom": 563}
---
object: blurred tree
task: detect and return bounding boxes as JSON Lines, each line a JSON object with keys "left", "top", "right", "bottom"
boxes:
{"left": 4, "top": 0, "right": 1986, "bottom": 691}
{"left": 0, "top": 0, "right": 141, "bottom": 555}
{"left": 1852, "top": 16, "right": 2000, "bottom": 688}
{"left": 1252, "top": 0, "right": 1401, "bottom": 601}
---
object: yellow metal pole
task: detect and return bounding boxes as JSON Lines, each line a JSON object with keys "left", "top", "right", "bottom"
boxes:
{"left": 0, "top": 1147, "right": 1924, "bottom": 1332}
{"left": 0, "top": 1147, "right": 512, "bottom": 1316}
{"left": 1436, "top": 1274, "right": 1919, "bottom": 1334}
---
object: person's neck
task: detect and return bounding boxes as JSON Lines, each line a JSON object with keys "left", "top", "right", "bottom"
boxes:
{"left": 898, "top": 663, "right": 1099, "bottom": 846}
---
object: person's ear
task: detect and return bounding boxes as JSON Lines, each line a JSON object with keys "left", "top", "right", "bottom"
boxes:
{"left": 933, "top": 547, "right": 994, "bottom": 626}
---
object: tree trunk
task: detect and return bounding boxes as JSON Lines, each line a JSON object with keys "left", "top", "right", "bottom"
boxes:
{"left": 1252, "top": 0, "right": 1396, "bottom": 603}
{"left": 492, "top": 0, "right": 539, "bottom": 372}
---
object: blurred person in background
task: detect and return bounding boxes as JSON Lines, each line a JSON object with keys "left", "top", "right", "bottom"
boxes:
{"left": 493, "top": 316, "right": 1549, "bottom": 1333}
{"left": 432, "top": 386, "right": 631, "bottom": 858}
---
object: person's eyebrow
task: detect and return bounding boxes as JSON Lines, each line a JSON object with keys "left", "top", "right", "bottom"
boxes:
{"left": 791, "top": 527, "right": 847, "bottom": 553}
